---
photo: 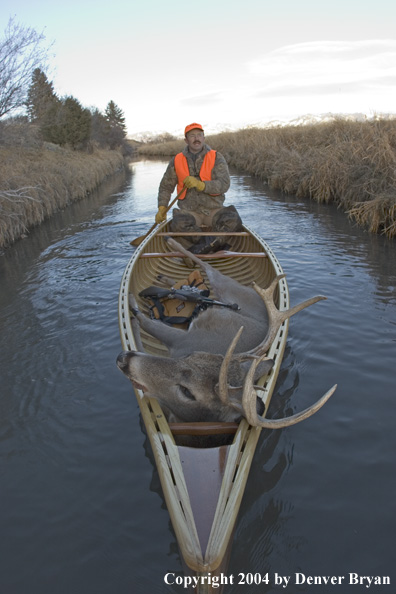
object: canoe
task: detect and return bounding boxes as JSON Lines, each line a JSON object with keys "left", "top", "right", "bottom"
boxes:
{"left": 118, "top": 223, "right": 289, "bottom": 591}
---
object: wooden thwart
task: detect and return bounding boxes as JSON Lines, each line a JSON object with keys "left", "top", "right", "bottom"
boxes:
{"left": 169, "top": 422, "right": 239, "bottom": 436}
{"left": 140, "top": 250, "right": 268, "bottom": 259}
{"left": 156, "top": 231, "right": 250, "bottom": 236}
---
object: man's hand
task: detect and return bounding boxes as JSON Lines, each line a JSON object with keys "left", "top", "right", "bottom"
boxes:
{"left": 155, "top": 206, "right": 168, "bottom": 223}
{"left": 183, "top": 176, "right": 205, "bottom": 191}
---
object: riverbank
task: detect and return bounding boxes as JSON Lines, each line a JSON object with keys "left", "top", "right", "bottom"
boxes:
{"left": 0, "top": 143, "right": 125, "bottom": 248}
{"left": 139, "top": 117, "right": 396, "bottom": 239}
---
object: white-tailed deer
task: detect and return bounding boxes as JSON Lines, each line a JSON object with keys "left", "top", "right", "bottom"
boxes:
{"left": 117, "top": 238, "right": 336, "bottom": 427}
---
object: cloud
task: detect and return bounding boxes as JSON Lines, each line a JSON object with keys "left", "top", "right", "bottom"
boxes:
{"left": 255, "top": 77, "right": 396, "bottom": 99}
{"left": 247, "top": 40, "right": 396, "bottom": 98}
{"left": 179, "top": 92, "right": 224, "bottom": 107}
{"left": 129, "top": 40, "right": 396, "bottom": 135}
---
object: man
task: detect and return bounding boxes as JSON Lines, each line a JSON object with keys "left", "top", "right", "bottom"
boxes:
{"left": 155, "top": 123, "right": 242, "bottom": 253}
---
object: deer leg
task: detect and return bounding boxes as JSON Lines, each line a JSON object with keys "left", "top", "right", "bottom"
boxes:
{"left": 166, "top": 237, "right": 246, "bottom": 301}
{"left": 130, "top": 304, "right": 186, "bottom": 347}
{"left": 156, "top": 274, "right": 176, "bottom": 287}
{"left": 130, "top": 316, "right": 144, "bottom": 352}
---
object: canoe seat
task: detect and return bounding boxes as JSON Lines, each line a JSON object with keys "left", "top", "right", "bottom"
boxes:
{"left": 141, "top": 251, "right": 268, "bottom": 259}
{"left": 169, "top": 422, "right": 239, "bottom": 436}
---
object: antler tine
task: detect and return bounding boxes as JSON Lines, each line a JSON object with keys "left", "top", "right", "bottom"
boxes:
{"left": 245, "top": 276, "right": 327, "bottom": 358}
{"left": 217, "top": 326, "right": 244, "bottom": 404}
{"left": 240, "top": 355, "right": 269, "bottom": 424}
{"left": 241, "top": 355, "right": 337, "bottom": 428}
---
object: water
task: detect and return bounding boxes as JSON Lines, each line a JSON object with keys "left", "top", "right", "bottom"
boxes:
{"left": 1, "top": 158, "right": 395, "bottom": 593}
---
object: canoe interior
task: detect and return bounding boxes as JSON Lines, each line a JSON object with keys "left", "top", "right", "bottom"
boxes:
{"left": 125, "top": 224, "right": 285, "bottom": 359}
{"left": 118, "top": 222, "right": 290, "bottom": 580}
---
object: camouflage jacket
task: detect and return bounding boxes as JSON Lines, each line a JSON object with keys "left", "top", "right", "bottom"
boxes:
{"left": 158, "top": 144, "right": 230, "bottom": 214}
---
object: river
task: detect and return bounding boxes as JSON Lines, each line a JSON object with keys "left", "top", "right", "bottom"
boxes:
{"left": 0, "top": 158, "right": 395, "bottom": 593}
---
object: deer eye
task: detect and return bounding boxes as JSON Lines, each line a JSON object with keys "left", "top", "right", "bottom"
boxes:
{"left": 179, "top": 385, "right": 196, "bottom": 401}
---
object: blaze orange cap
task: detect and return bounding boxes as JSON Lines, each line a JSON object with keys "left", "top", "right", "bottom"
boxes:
{"left": 184, "top": 122, "right": 204, "bottom": 136}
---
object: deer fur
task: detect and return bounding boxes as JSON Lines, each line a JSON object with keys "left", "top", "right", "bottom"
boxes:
{"left": 117, "top": 238, "right": 336, "bottom": 427}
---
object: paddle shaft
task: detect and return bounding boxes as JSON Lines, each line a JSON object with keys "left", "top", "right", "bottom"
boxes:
{"left": 130, "top": 186, "right": 186, "bottom": 246}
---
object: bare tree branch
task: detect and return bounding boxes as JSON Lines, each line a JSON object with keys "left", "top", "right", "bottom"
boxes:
{"left": 0, "top": 17, "right": 53, "bottom": 118}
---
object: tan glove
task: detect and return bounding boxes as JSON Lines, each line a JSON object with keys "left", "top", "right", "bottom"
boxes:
{"left": 183, "top": 176, "right": 205, "bottom": 192}
{"left": 155, "top": 205, "right": 167, "bottom": 224}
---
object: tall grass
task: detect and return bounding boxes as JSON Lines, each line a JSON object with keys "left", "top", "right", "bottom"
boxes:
{"left": 0, "top": 144, "right": 124, "bottom": 248}
{"left": 139, "top": 117, "right": 396, "bottom": 238}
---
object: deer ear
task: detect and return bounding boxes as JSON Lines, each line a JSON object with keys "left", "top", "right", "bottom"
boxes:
{"left": 213, "top": 381, "right": 243, "bottom": 408}
{"left": 252, "top": 358, "right": 274, "bottom": 382}
{"left": 227, "top": 397, "right": 244, "bottom": 414}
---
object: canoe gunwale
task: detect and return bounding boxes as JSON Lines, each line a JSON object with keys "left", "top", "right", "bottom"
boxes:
{"left": 118, "top": 222, "right": 290, "bottom": 574}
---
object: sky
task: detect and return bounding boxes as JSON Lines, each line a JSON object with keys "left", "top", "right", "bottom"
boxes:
{"left": 2, "top": 0, "right": 396, "bottom": 139}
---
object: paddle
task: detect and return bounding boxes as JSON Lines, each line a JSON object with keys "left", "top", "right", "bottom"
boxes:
{"left": 130, "top": 186, "right": 186, "bottom": 246}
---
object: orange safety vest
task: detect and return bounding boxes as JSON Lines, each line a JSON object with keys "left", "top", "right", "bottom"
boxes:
{"left": 174, "top": 150, "right": 219, "bottom": 200}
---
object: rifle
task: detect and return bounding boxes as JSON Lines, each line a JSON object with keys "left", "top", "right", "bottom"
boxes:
{"left": 139, "top": 285, "right": 240, "bottom": 311}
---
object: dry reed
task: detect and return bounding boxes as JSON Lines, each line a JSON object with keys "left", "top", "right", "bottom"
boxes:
{"left": 139, "top": 117, "right": 396, "bottom": 239}
{"left": 0, "top": 144, "right": 124, "bottom": 248}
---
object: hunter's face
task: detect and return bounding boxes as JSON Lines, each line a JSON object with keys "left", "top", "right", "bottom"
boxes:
{"left": 185, "top": 129, "right": 205, "bottom": 153}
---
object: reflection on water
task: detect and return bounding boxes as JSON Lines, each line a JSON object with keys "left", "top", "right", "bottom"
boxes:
{"left": 0, "top": 159, "right": 395, "bottom": 593}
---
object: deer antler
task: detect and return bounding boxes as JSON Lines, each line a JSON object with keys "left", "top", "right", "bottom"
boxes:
{"left": 216, "top": 276, "right": 335, "bottom": 426}
{"left": 217, "top": 326, "right": 273, "bottom": 409}
{"left": 243, "top": 276, "right": 327, "bottom": 358}
{"left": 217, "top": 326, "right": 244, "bottom": 404}
{"left": 218, "top": 327, "right": 336, "bottom": 427}
{"left": 237, "top": 277, "right": 336, "bottom": 427}
{"left": 241, "top": 355, "right": 337, "bottom": 428}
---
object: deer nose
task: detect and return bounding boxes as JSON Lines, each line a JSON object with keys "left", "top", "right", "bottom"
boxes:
{"left": 116, "top": 350, "right": 137, "bottom": 370}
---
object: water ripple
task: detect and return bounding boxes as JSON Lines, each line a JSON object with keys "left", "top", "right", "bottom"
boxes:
{"left": 1, "top": 160, "right": 396, "bottom": 593}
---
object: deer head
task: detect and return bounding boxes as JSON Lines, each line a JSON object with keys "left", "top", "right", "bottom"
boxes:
{"left": 117, "top": 331, "right": 336, "bottom": 428}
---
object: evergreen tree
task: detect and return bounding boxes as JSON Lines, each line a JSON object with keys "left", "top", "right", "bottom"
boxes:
{"left": 39, "top": 98, "right": 64, "bottom": 145}
{"left": 90, "top": 107, "right": 110, "bottom": 147}
{"left": 41, "top": 95, "right": 91, "bottom": 149}
{"left": 104, "top": 100, "right": 127, "bottom": 148}
{"left": 62, "top": 96, "right": 91, "bottom": 149}
{"left": 26, "top": 68, "right": 58, "bottom": 122}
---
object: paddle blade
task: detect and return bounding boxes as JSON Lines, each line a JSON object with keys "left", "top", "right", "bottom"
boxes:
{"left": 130, "top": 221, "right": 158, "bottom": 246}
{"left": 130, "top": 235, "right": 145, "bottom": 246}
